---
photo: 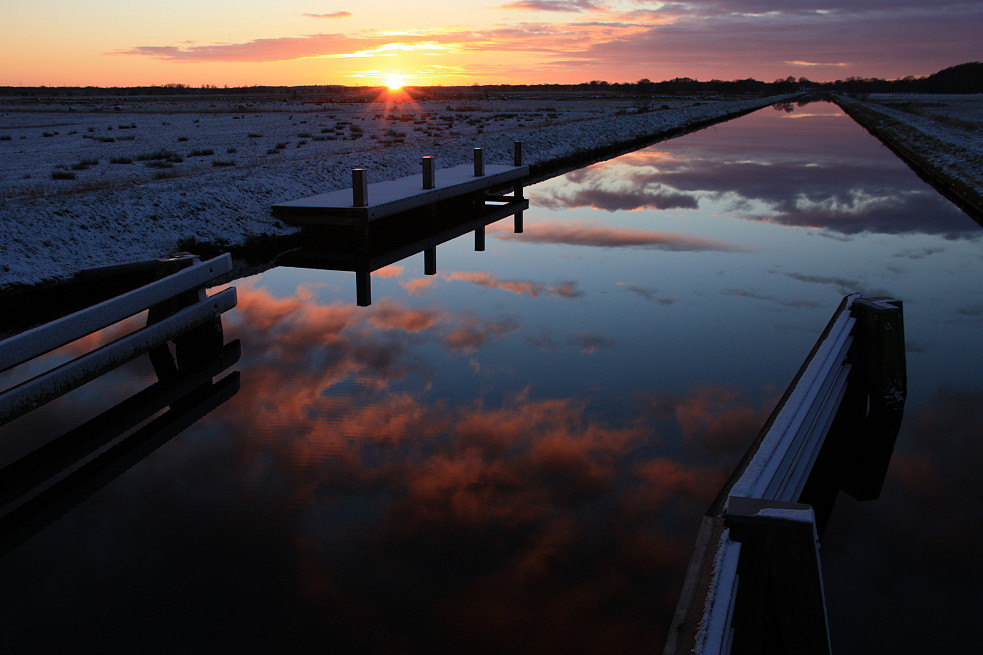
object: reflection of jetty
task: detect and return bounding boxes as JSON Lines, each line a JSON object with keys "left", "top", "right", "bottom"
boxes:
{"left": 273, "top": 145, "right": 528, "bottom": 236}
{"left": 665, "top": 295, "right": 906, "bottom": 655}
{"left": 0, "top": 254, "right": 239, "bottom": 556}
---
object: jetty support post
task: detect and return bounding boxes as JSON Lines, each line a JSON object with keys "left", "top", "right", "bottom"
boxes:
{"left": 512, "top": 142, "right": 524, "bottom": 200}
{"left": 422, "top": 156, "right": 435, "bottom": 190}
{"left": 352, "top": 168, "right": 368, "bottom": 207}
{"left": 513, "top": 142, "right": 525, "bottom": 232}
{"left": 424, "top": 247, "right": 437, "bottom": 276}
{"left": 475, "top": 227, "right": 486, "bottom": 252}
{"left": 473, "top": 148, "right": 484, "bottom": 177}
{"left": 356, "top": 271, "right": 371, "bottom": 307}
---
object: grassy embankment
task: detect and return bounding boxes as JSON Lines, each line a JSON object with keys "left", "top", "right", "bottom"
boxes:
{"left": 834, "top": 96, "right": 983, "bottom": 222}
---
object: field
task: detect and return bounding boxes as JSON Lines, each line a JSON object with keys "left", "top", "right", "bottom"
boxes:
{"left": 0, "top": 96, "right": 645, "bottom": 200}
{"left": 0, "top": 93, "right": 787, "bottom": 289}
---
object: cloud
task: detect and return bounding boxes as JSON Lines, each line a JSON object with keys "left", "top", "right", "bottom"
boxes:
{"left": 303, "top": 11, "right": 353, "bottom": 19}
{"left": 619, "top": 283, "right": 676, "bottom": 305}
{"left": 723, "top": 288, "right": 821, "bottom": 308}
{"left": 505, "top": 220, "right": 754, "bottom": 252}
{"left": 786, "top": 60, "right": 849, "bottom": 67}
{"left": 556, "top": 125, "right": 979, "bottom": 239}
{"left": 568, "top": 331, "right": 616, "bottom": 354}
{"left": 532, "top": 184, "right": 699, "bottom": 212}
{"left": 442, "top": 270, "right": 584, "bottom": 298}
{"left": 399, "top": 277, "right": 438, "bottom": 296}
{"left": 374, "top": 265, "right": 405, "bottom": 278}
{"left": 499, "top": 0, "right": 601, "bottom": 11}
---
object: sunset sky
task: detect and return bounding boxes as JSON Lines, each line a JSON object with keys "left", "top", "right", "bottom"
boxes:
{"left": 3, "top": 1, "right": 981, "bottom": 87}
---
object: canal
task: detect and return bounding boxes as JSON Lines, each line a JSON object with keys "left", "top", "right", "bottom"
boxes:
{"left": 1, "top": 100, "right": 980, "bottom": 653}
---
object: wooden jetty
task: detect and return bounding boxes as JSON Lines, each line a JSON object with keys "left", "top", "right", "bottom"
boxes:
{"left": 272, "top": 145, "right": 528, "bottom": 234}
{"left": 664, "top": 294, "right": 906, "bottom": 655}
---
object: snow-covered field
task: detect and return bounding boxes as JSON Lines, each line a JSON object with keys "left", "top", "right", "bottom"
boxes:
{"left": 0, "top": 94, "right": 790, "bottom": 289}
{"left": 836, "top": 94, "right": 983, "bottom": 217}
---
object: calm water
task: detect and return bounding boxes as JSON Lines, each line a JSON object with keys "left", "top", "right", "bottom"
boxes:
{"left": 1, "top": 101, "right": 981, "bottom": 653}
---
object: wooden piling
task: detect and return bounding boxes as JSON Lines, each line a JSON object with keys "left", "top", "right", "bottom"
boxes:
{"left": 473, "top": 148, "right": 484, "bottom": 176}
{"left": 356, "top": 271, "right": 371, "bottom": 307}
{"left": 424, "top": 247, "right": 437, "bottom": 275}
{"left": 352, "top": 168, "right": 368, "bottom": 207}
{"left": 475, "top": 227, "right": 485, "bottom": 251}
{"left": 422, "top": 156, "right": 435, "bottom": 190}
{"left": 513, "top": 142, "right": 523, "bottom": 166}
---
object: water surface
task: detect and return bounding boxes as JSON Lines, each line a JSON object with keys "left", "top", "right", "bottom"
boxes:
{"left": 1, "top": 101, "right": 980, "bottom": 654}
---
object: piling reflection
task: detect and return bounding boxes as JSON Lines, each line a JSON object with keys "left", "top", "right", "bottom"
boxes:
{"left": 279, "top": 195, "right": 528, "bottom": 306}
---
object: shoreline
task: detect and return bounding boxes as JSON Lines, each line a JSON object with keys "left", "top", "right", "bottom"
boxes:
{"left": 832, "top": 94, "right": 983, "bottom": 224}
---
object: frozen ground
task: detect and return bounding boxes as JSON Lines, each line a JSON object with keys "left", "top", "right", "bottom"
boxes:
{"left": 835, "top": 94, "right": 983, "bottom": 217}
{"left": 0, "top": 94, "right": 791, "bottom": 289}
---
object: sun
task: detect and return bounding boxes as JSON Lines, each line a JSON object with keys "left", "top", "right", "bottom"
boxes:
{"left": 385, "top": 74, "right": 406, "bottom": 90}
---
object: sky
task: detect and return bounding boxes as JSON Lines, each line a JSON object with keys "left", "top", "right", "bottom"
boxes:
{"left": 2, "top": 1, "right": 981, "bottom": 87}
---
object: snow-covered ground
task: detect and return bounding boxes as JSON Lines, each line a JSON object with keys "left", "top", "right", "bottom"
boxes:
{"left": 835, "top": 94, "right": 983, "bottom": 217}
{"left": 0, "top": 94, "right": 795, "bottom": 290}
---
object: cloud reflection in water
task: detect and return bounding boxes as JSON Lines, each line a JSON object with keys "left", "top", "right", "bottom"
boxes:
{"left": 530, "top": 110, "right": 978, "bottom": 238}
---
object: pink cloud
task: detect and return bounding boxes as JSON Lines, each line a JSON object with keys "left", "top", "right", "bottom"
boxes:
{"left": 303, "top": 11, "right": 353, "bottom": 19}
{"left": 503, "top": 220, "right": 753, "bottom": 252}
{"left": 443, "top": 270, "right": 583, "bottom": 298}
{"left": 499, "top": 0, "right": 600, "bottom": 11}
{"left": 399, "top": 277, "right": 438, "bottom": 296}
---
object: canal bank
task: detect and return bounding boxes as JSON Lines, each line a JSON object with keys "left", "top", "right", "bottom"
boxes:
{"left": 833, "top": 94, "right": 983, "bottom": 222}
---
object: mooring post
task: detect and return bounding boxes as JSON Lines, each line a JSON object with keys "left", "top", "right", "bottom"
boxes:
{"left": 473, "top": 148, "right": 484, "bottom": 176}
{"left": 422, "top": 156, "right": 435, "bottom": 190}
{"left": 512, "top": 142, "right": 524, "bottom": 200}
{"left": 424, "top": 247, "right": 437, "bottom": 275}
{"left": 475, "top": 226, "right": 486, "bottom": 251}
{"left": 352, "top": 168, "right": 368, "bottom": 207}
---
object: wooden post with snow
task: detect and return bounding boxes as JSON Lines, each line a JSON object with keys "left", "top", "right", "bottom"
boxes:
{"left": 473, "top": 148, "right": 484, "bottom": 176}
{"left": 352, "top": 168, "right": 368, "bottom": 207}
{"left": 422, "top": 156, "right": 435, "bottom": 190}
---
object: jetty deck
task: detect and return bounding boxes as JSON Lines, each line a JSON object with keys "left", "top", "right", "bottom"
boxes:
{"left": 273, "top": 163, "right": 528, "bottom": 227}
